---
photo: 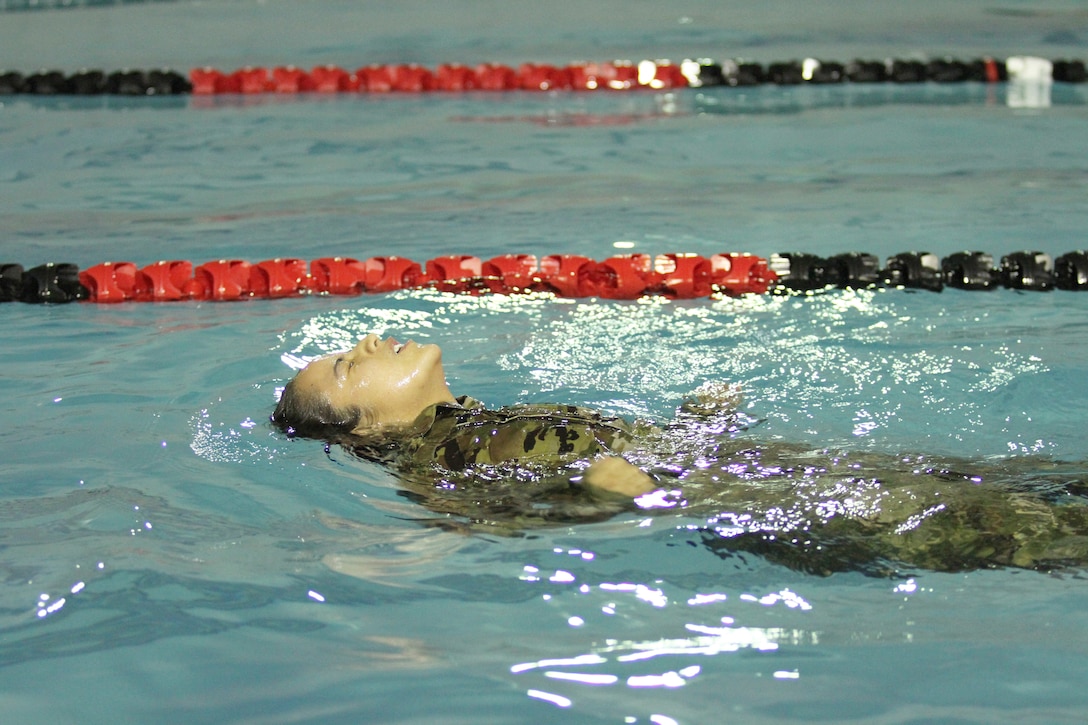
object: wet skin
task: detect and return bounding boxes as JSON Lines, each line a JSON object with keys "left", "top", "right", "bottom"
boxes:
{"left": 291, "top": 334, "right": 457, "bottom": 431}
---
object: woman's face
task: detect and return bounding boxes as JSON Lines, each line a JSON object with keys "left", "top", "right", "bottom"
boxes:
{"left": 292, "top": 334, "right": 455, "bottom": 432}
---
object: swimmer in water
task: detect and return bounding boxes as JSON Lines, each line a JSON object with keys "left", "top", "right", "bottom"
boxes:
{"left": 273, "top": 334, "right": 1088, "bottom": 575}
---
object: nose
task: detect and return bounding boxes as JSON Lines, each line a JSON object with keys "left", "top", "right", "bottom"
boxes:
{"left": 351, "top": 334, "right": 380, "bottom": 356}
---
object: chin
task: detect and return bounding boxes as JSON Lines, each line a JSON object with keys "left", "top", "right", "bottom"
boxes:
{"left": 421, "top": 343, "right": 443, "bottom": 365}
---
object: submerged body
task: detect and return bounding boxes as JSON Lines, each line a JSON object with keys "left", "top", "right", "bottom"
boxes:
{"left": 350, "top": 393, "right": 1088, "bottom": 574}
{"left": 275, "top": 336, "right": 1088, "bottom": 575}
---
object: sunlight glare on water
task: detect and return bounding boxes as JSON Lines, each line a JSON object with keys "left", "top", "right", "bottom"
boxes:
{"left": 246, "top": 287, "right": 1083, "bottom": 462}
{"left": 506, "top": 542, "right": 826, "bottom": 716}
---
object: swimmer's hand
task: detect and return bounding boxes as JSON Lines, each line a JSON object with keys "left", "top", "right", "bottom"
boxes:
{"left": 679, "top": 380, "right": 744, "bottom": 418}
{"left": 583, "top": 456, "right": 656, "bottom": 499}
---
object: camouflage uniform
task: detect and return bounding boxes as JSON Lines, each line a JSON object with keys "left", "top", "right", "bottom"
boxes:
{"left": 401, "top": 396, "right": 648, "bottom": 470}
{"left": 670, "top": 440, "right": 1088, "bottom": 574}
{"left": 360, "top": 396, "right": 656, "bottom": 527}
{"left": 358, "top": 394, "right": 1088, "bottom": 573}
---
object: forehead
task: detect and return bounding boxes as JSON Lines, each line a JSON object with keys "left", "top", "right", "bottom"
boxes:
{"left": 295, "top": 354, "right": 338, "bottom": 390}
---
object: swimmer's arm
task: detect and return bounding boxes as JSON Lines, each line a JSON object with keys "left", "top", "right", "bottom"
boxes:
{"left": 390, "top": 456, "right": 656, "bottom": 535}
{"left": 485, "top": 420, "right": 658, "bottom": 499}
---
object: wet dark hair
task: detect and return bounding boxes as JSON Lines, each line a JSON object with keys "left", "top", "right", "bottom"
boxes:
{"left": 272, "top": 378, "right": 406, "bottom": 465}
{"left": 271, "top": 378, "right": 363, "bottom": 441}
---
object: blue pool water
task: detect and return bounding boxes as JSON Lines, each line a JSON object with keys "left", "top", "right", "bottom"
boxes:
{"left": 4, "top": 2, "right": 1088, "bottom": 723}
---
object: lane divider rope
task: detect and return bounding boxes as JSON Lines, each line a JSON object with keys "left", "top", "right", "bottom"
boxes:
{"left": 0, "top": 56, "right": 1084, "bottom": 96}
{"left": 2, "top": 250, "right": 1086, "bottom": 304}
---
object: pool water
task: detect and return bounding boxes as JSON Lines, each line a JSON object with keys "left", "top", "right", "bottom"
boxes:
{"left": 4, "top": 1, "right": 1088, "bottom": 723}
